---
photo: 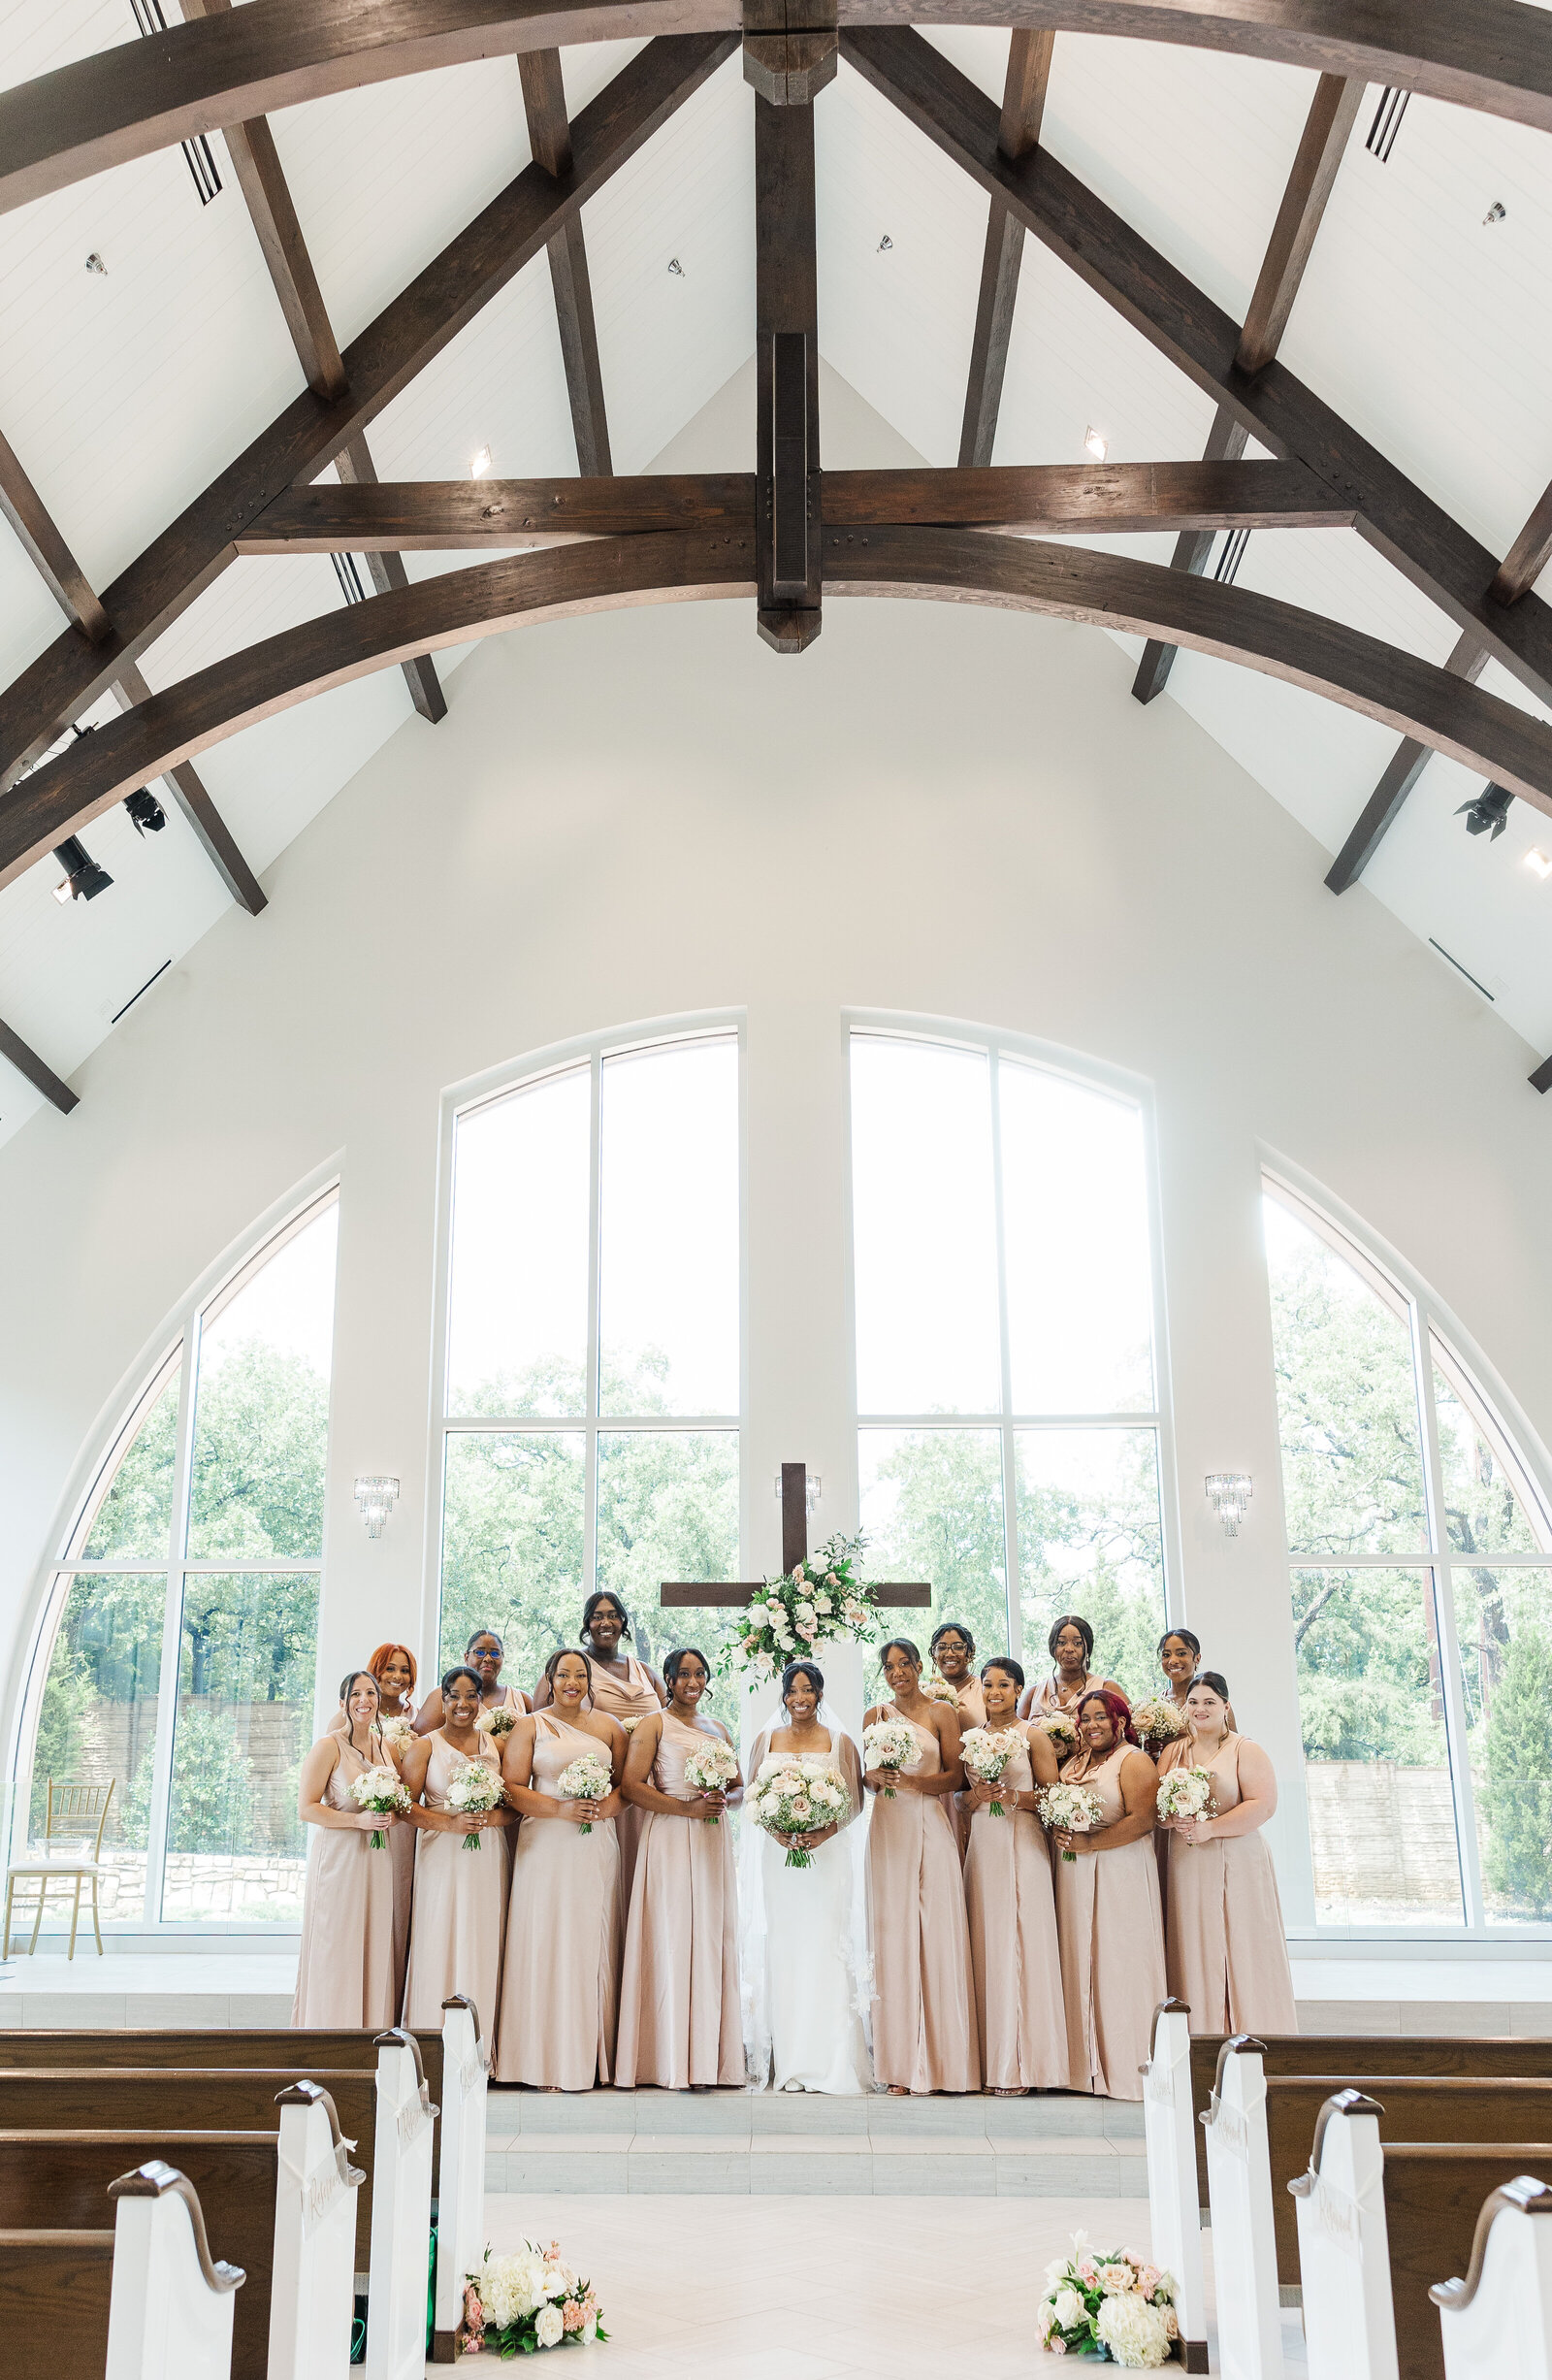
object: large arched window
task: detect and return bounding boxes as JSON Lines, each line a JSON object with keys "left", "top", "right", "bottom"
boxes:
{"left": 436, "top": 1028, "right": 742, "bottom": 1686}
{"left": 1264, "top": 1176, "right": 1552, "bottom": 1934}
{"left": 14, "top": 1189, "right": 339, "bottom": 1930}
{"left": 848, "top": 1028, "right": 1168, "bottom": 1697}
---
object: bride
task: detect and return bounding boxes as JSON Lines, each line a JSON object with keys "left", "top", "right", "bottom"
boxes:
{"left": 741, "top": 1657, "right": 872, "bottom": 2095}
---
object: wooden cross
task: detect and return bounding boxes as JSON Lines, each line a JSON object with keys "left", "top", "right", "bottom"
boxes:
{"left": 661, "top": 1461, "right": 931, "bottom": 1610}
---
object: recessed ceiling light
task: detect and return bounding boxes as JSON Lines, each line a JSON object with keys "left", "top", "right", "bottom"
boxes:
{"left": 469, "top": 445, "right": 493, "bottom": 478}
{"left": 666, "top": 257, "right": 684, "bottom": 277}
{"left": 1484, "top": 201, "right": 1506, "bottom": 226}
{"left": 84, "top": 251, "right": 107, "bottom": 276}
{"left": 1084, "top": 426, "right": 1108, "bottom": 462}
{"left": 1524, "top": 847, "right": 1552, "bottom": 879}
{"left": 877, "top": 234, "right": 893, "bottom": 252}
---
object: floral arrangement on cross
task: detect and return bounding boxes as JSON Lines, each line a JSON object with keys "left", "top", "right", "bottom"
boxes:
{"left": 717, "top": 1530, "right": 877, "bottom": 1683}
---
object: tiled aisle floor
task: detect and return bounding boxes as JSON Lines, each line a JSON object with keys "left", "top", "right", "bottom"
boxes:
{"left": 482, "top": 2193, "right": 1307, "bottom": 2380}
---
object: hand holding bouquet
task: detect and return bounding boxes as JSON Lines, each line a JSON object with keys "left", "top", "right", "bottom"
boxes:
{"left": 1131, "top": 1698, "right": 1190, "bottom": 1753}
{"left": 1154, "top": 1763, "right": 1216, "bottom": 1842}
{"left": 749, "top": 1757, "right": 849, "bottom": 1868}
{"left": 681, "top": 1737, "right": 739, "bottom": 1822}
{"left": 350, "top": 1765, "right": 410, "bottom": 1848}
{"left": 1037, "top": 2233, "right": 1178, "bottom": 2368}
{"left": 446, "top": 1757, "right": 505, "bottom": 1848}
{"left": 959, "top": 1725, "right": 1022, "bottom": 1817}
{"left": 862, "top": 1718, "right": 918, "bottom": 1798}
{"left": 475, "top": 1705, "right": 518, "bottom": 1743}
{"left": 1034, "top": 1711, "right": 1079, "bottom": 1757}
{"left": 1037, "top": 1779, "right": 1106, "bottom": 1861}
{"left": 555, "top": 1751, "right": 613, "bottom": 1835}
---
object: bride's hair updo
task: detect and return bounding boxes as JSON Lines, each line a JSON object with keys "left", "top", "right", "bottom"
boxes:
{"left": 781, "top": 1659, "right": 824, "bottom": 1702}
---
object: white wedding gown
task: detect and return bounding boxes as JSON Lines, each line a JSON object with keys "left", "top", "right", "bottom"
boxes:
{"left": 741, "top": 1722, "right": 873, "bottom": 2096}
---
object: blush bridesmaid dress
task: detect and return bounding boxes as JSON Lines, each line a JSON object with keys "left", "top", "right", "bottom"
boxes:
{"left": 962, "top": 1723, "right": 1067, "bottom": 2091}
{"left": 495, "top": 1712, "right": 623, "bottom": 2091}
{"left": 614, "top": 1712, "right": 745, "bottom": 2089}
{"left": 292, "top": 1732, "right": 398, "bottom": 2029}
{"left": 402, "top": 1732, "right": 508, "bottom": 2037}
{"left": 1156, "top": 1733, "right": 1297, "bottom": 2036}
{"left": 864, "top": 1710, "right": 979, "bottom": 2094}
{"left": 583, "top": 1653, "right": 663, "bottom": 1912}
{"left": 1051, "top": 1741, "right": 1166, "bottom": 2101}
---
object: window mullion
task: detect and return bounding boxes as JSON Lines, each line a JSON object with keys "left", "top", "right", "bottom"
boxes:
{"left": 584, "top": 1046, "right": 602, "bottom": 1599}
{"left": 986, "top": 1049, "right": 1021, "bottom": 1661}
{"left": 145, "top": 1321, "right": 200, "bottom": 1929}
{"left": 1413, "top": 1296, "right": 1485, "bottom": 1929}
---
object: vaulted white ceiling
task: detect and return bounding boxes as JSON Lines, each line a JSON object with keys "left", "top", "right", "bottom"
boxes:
{"left": 2, "top": 5, "right": 1551, "bottom": 1148}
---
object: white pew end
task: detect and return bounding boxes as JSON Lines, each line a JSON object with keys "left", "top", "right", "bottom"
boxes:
{"left": 269, "top": 2081, "right": 364, "bottom": 2380}
{"left": 432, "top": 1993, "right": 489, "bottom": 2364}
{"left": 1431, "top": 2174, "right": 1552, "bottom": 2380}
{"left": 106, "top": 2160, "right": 243, "bottom": 2380}
{"left": 1143, "top": 1998, "right": 1208, "bottom": 2374}
{"left": 1203, "top": 2033, "right": 1282, "bottom": 2380}
{"left": 366, "top": 2029, "right": 437, "bottom": 2380}
{"left": 1290, "top": 2088, "right": 1396, "bottom": 2380}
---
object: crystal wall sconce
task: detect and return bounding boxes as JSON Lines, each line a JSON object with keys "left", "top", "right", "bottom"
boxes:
{"left": 774, "top": 1471, "right": 822, "bottom": 1512}
{"left": 355, "top": 1476, "right": 400, "bottom": 1539}
{"left": 1205, "top": 1474, "right": 1253, "bottom": 1537}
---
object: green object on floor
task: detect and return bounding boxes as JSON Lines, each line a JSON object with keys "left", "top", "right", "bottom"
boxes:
{"left": 427, "top": 2214, "right": 438, "bottom": 2353}
{"left": 350, "top": 2294, "right": 367, "bottom": 2365}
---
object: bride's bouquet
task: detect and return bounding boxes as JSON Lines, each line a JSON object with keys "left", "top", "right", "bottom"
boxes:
{"left": 959, "top": 1725, "right": 1023, "bottom": 1818}
{"left": 748, "top": 1756, "right": 849, "bottom": 1868}
{"left": 1154, "top": 1764, "right": 1216, "bottom": 1838}
{"left": 862, "top": 1718, "right": 917, "bottom": 1799}
{"left": 445, "top": 1757, "right": 505, "bottom": 1848}
{"left": 1131, "top": 1698, "right": 1190, "bottom": 1752}
{"left": 681, "top": 1738, "right": 739, "bottom": 1822}
{"left": 1034, "top": 1711, "right": 1079, "bottom": 1756}
{"left": 718, "top": 1530, "right": 878, "bottom": 1684}
{"left": 555, "top": 1750, "right": 613, "bottom": 1836}
{"left": 350, "top": 1764, "right": 410, "bottom": 1849}
{"left": 475, "top": 1705, "right": 518, "bottom": 1743}
{"left": 1037, "top": 1779, "right": 1106, "bottom": 1861}
{"left": 378, "top": 1714, "right": 416, "bottom": 1758}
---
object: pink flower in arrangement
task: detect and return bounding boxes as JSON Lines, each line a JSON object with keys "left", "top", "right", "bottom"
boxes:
{"left": 461, "top": 2332, "right": 484, "bottom": 2358}
{"left": 797, "top": 1623, "right": 816, "bottom": 1643}
{"left": 583, "top": 2294, "right": 598, "bottom": 2318}
{"left": 1050, "top": 2339, "right": 1066, "bottom": 2357}
{"left": 563, "top": 2301, "right": 585, "bottom": 2332}
{"left": 1077, "top": 2262, "right": 1099, "bottom": 2289}
{"left": 464, "top": 2291, "right": 484, "bottom": 2330}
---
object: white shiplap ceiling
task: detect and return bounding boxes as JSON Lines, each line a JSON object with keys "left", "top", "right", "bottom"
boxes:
{"left": 1, "top": 8, "right": 1551, "bottom": 1146}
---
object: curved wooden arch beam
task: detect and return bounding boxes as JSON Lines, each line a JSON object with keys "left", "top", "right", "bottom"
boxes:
{"left": 6, "top": 524, "right": 1552, "bottom": 892}
{"left": 6, "top": 0, "right": 1552, "bottom": 213}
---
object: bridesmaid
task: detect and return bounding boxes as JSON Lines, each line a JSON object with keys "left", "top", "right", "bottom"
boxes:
{"left": 415, "top": 1628, "right": 531, "bottom": 1736}
{"left": 329, "top": 1643, "right": 420, "bottom": 2009}
{"left": 1018, "top": 1614, "right": 1127, "bottom": 1723}
{"left": 399, "top": 1665, "right": 512, "bottom": 2035}
{"left": 293, "top": 1670, "right": 400, "bottom": 2028}
{"left": 1050, "top": 1689, "right": 1165, "bottom": 2102}
{"left": 1156, "top": 1671, "right": 1297, "bottom": 2036}
{"left": 615, "top": 1647, "right": 745, "bottom": 2090}
{"left": 1154, "top": 1628, "right": 1237, "bottom": 1739}
{"left": 862, "top": 1638, "right": 979, "bottom": 2097}
{"left": 495, "top": 1649, "right": 627, "bottom": 2091}
{"left": 535, "top": 1593, "right": 666, "bottom": 1910}
{"left": 929, "top": 1622, "right": 986, "bottom": 1728}
{"left": 961, "top": 1658, "right": 1066, "bottom": 2095}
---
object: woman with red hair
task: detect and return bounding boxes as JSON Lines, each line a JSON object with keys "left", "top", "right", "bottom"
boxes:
{"left": 331, "top": 1645, "right": 419, "bottom": 2010}
{"left": 1049, "top": 1688, "right": 1165, "bottom": 2100}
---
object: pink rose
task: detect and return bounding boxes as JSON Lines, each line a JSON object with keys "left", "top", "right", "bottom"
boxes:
{"left": 461, "top": 2333, "right": 483, "bottom": 2357}
{"left": 563, "top": 2302, "right": 584, "bottom": 2332}
{"left": 464, "top": 2290, "right": 484, "bottom": 2329}
{"left": 1050, "top": 2340, "right": 1066, "bottom": 2357}
{"left": 797, "top": 1622, "right": 816, "bottom": 1643}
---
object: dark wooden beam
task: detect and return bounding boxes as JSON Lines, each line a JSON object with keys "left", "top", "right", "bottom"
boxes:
{"left": 335, "top": 439, "right": 447, "bottom": 722}
{"left": 958, "top": 30, "right": 1051, "bottom": 468}
{"left": 0, "top": 428, "right": 111, "bottom": 642}
{"left": 111, "top": 663, "right": 269, "bottom": 912}
{"left": 238, "top": 458, "right": 1353, "bottom": 550}
{"left": 755, "top": 88, "right": 822, "bottom": 651}
{"left": 1492, "top": 483, "right": 1552, "bottom": 605}
{"left": 842, "top": 28, "right": 1552, "bottom": 721}
{"left": 520, "top": 50, "right": 613, "bottom": 477}
{"left": 0, "top": 33, "right": 736, "bottom": 790}
{"left": 1235, "top": 73, "right": 1362, "bottom": 376}
{"left": 0, "top": 1015, "right": 77, "bottom": 1115}
{"left": 14, "top": 527, "right": 1552, "bottom": 890}
{"left": 7, "top": 0, "right": 1552, "bottom": 216}
{"left": 1132, "top": 408, "right": 1247, "bottom": 703}
{"left": 1325, "top": 632, "right": 1488, "bottom": 891}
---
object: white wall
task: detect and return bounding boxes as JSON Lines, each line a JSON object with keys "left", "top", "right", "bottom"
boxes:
{"left": 4, "top": 585, "right": 1551, "bottom": 1928}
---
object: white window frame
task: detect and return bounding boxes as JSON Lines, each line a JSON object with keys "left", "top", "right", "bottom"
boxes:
{"left": 842, "top": 1013, "right": 1182, "bottom": 1664}
{"left": 7, "top": 1177, "right": 340, "bottom": 1937}
{"left": 1265, "top": 1164, "right": 1552, "bottom": 1940}
{"left": 424, "top": 1014, "right": 748, "bottom": 1669}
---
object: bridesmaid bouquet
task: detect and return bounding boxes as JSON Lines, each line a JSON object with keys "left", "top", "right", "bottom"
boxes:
{"left": 460, "top": 2239, "right": 607, "bottom": 2354}
{"left": 378, "top": 1715, "right": 416, "bottom": 1758}
{"left": 1034, "top": 1712, "right": 1080, "bottom": 1756}
{"left": 1131, "top": 1698, "right": 1190, "bottom": 1751}
{"left": 861, "top": 1717, "right": 918, "bottom": 1798}
{"left": 1037, "top": 2233, "right": 1178, "bottom": 2367}
{"left": 475, "top": 1706, "right": 518, "bottom": 1742}
{"left": 555, "top": 1751, "right": 613, "bottom": 1835}
{"left": 446, "top": 1758, "right": 505, "bottom": 1848}
{"left": 1154, "top": 1765, "right": 1216, "bottom": 1837}
{"left": 681, "top": 1738, "right": 739, "bottom": 1821}
{"left": 749, "top": 1757, "right": 849, "bottom": 1868}
{"left": 921, "top": 1675, "right": 959, "bottom": 1707}
{"left": 959, "top": 1726, "right": 1023, "bottom": 1817}
{"left": 1036, "top": 1780, "right": 1106, "bottom": 1860}
{"left": 350, "top": 1765, "right": 410, "bottom": 1849}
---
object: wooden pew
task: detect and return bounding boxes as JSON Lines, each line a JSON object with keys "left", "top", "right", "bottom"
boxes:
{"left": 0, "top": 2227, "right": 116, "bottom": 2370}
{"left": 0, "top": 2025, "right": 444, "bottom": 2107}
{"left": 1430, "top": 2174, "right": 1552, "bottom": 2380}
{"left": 1292, "top": 2089, "right": 1552, "bottom": 2380}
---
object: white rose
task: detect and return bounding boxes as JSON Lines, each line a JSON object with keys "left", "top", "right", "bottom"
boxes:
{"left": 543, "top": 2265, "right": 569, "bottom": 2298}
{"left": 1098, "top": 2264, "right": 1131, "bottom": 2296}
{"left": 796, "top": 1601, "right": 816, "bottom": 1623}
{"left": 534, "top": 2302, "right": 565, "bottom": 2349}
{"left": 1052, "top": 2288, "right": 1085, "bottom": 2330}
{"left": 814, "top": 1591, "right": 832, "bottom": 1614}
{"left": 756, "top": 1651, "right": 774, "bottom": 1676}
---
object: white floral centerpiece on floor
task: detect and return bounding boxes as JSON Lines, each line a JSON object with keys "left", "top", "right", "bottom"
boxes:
{"left": 716, "top": 1530, "right": 877, "bottom": 1684}
{"left": 1037, "top": 2233, "right": 1178, "bottom": 2365}
{"left": 349, "top": 1765, "right": 409, "bottom": 1849}
{"left": 460, "top": 2239, "right": 606, "bottom": 2354}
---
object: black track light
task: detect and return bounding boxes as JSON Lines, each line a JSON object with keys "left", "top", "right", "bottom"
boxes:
{"left": 51, "top": 834, "right": 113, "bottom": 904}
{"left": 1457, "top": 784, "right": 1514, "bottom": 840}
{"left": 124, "top": 787, "right": 166, "bottom": 835}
